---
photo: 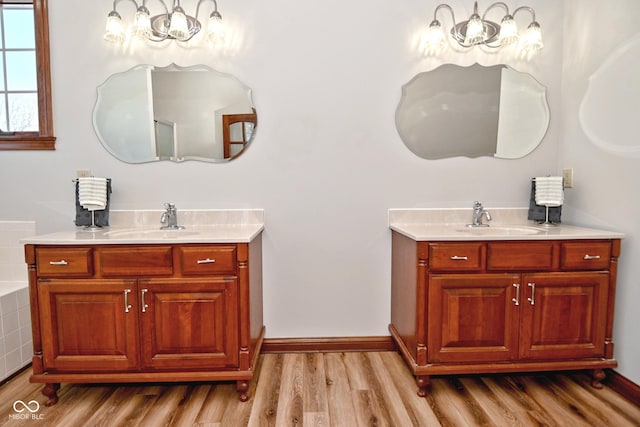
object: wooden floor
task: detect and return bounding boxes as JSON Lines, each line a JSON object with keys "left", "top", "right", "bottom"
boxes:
{"left": 0, "top": 352, "right": 638, "bottom": 426}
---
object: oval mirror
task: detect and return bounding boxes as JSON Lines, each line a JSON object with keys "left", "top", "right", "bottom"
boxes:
{"left": 93, "top": 64, "right": 257, "bottom": 163}
{"left": 396, "top": 64, "right": 549, "bottom": 159}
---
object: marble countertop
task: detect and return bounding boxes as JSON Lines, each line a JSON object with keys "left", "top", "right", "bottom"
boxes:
{"left": 389, "top": 208, "right": 624, "bottom": 241}
{"left": 21, "top": 209, "right": 265, "bottom": 245}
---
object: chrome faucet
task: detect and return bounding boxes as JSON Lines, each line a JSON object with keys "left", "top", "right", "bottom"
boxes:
{"left": 160, "top": 203, "right": 184, "bottom": 230}
{"left": 467, "top": 201, "right": 492, "bottom": 227}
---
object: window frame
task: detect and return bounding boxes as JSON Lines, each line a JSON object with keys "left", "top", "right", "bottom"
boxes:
{"left": 0, "top": 0, "right": 54, "bottom": 150}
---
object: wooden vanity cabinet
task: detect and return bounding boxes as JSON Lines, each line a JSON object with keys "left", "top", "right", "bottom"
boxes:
{"left": 390, "top": 233, "right": 621, "bottom": 397}
{"left": 25, "top": 237, "right": 264, "bottom": 405}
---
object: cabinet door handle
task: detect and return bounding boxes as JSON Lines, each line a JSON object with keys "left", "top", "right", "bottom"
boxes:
{"left": 141, "top": 289, "right": 149, "bottom": 313}
{"left": 197, "top": 258, "right": 216, "bottom": 264}
{"left": 583, "top": 254, "right": 601, "bottom": 260}
{"left": 124, "top": 289, "right": 132, "bottom": 313}
{"left": 450, "top": 256, "right": 468, "bottom": 261}
{"left": 49, "top": 260, "right": 68, "bottom": 265}
{"left": 512, "top": 283, "right": 520, "bottom": 306}
{"left": 527, "top": 283, "right": 536, "bottom": 306}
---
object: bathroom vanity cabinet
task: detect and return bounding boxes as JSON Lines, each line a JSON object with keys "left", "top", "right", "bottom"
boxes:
{"left": 390, "top": 232, "right": 621, "bottom": 397}
{"left": 24, "top": 237, "right": 263, "bottom": 405}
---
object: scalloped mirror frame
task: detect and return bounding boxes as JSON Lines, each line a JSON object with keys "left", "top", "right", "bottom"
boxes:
{"left": 93, "top": 64, "right": 257, "bottom": 163}
{"left": 396, "top": 64, "right": 549, "bottom": 160}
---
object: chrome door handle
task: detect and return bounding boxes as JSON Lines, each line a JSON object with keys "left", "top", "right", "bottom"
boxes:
{"left": 141, "top": 289, "right": 149, "bottom": 313}
{"left": 197, "top": 258, "right": 216, "bottom": 264}
{"left": 49, "top": 260, "right": 68, "bottom": 265}
{"left": 527, "top": 283, "right": 536, "bottom": 306}
{"left": 450, "top": 256, "right": 468, "bottom": 261}
{"left": 583, "top": 254, "right": 601, "bottom": 260}
{"left": 124, "top": 289, "right": 132, "bottom": 313}
{"left": 512, "top": 283, "right": 520, "bottom": 306}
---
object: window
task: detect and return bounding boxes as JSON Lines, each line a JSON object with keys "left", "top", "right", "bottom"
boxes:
{"left": 0, "top": 0, "right": 54, "bottom": 150}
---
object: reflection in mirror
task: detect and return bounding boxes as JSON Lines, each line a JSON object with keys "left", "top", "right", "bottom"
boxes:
{"left": 93, "top": 64, "right": 257, "bottom": 163}
{"left": 396, "top": 64, "right": 549, "bottom": 159}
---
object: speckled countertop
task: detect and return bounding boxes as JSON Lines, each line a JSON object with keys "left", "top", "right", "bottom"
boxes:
{"left": 21, "top": 209, "right": 265, "bottom": 245}
{"left": 389, "top": 208, "right": 624, "bottom": 241}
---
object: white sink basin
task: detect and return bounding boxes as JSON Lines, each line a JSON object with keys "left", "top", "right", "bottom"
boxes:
{"left": 104, "top": 228, "right": 198, "bottom": 239}
{"left": 455, "top": 225, "right": 544, "bottom": 235}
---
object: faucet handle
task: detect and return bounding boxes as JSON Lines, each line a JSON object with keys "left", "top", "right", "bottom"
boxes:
{"left": 473, "top": 201, "right": 483, "bottom": 210}
{"left": 164, "top": 202, "right": 176, "bottom": 210}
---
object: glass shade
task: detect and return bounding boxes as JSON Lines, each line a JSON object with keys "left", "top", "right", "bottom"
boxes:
{"left": 207, "top": 11, "right": 224, "bottom": 41}
{"left": 522, "top": 22, "right": 543, "bottom": 51}
{"left": 168, "top": 6, "right": 190, "bottom": 40}
{"left": 104, "top": 11, "right": 125, "bottom": 44}
{"left": 499, "top": 15, "right": 518, "bottom": 45}
{"left": 420, "top": 20, "right": 446, "bottom": 56}
{"left": 464, "top": 14, "right": 485, "bottom": 45}
{"left": 134, "top": 6, "right": 152, "bottom": 38}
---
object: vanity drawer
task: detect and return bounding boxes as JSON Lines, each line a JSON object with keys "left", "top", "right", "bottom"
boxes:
{"left": 178, "top": 245, "right": 237, "bottom": 275}
{"left": 487, "top": 242, "right": 555, "bottom": 271}
{"left": 561, "top": 241, "right": 611, "bottom": 270}
{"left": 98, "top": 246, "right": 173, "bottom": 276}
{"left": 36, "top": 247, "right": 93, "bottom": 277}
{"left": 429, "top": 243, "right": 484, "bottom": 272}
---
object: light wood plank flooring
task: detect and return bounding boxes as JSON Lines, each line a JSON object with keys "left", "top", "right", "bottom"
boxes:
{"left": 0, "top": 352, "right": 638, "bottom": 426}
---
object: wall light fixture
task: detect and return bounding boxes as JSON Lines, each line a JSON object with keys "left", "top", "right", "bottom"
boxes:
{"left": 420, "top": 1, "right": 542, "bottom": 56}
{"left": 104, "top": 0, "right": 224, "bottom": 45}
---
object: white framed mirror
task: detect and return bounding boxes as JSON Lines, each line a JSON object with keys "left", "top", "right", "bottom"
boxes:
{"left": 396, "top": 64, "right": 549, "bottom": 160}
{"left": 93, "top": 63, "right": 257, "bottom": 163}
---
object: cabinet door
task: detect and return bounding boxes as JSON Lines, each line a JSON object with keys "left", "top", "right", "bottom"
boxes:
{"left": 139, "top": 278, "right": 239, "bottom": 369}
{"left": 38, "top": 279, "right": 140, "bottom": 371}
{"left": 428, "top": 274, "right": 520, "bottom": 363}
{"left": 519, "top": 272, "right": 608, "bottom": 360}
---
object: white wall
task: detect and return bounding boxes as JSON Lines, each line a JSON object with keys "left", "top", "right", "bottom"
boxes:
{"left": 559, "top": 0, "right": 640, "bottom": 385}
{"left": 2, "top": 0, "right": 637, "bottom": 382}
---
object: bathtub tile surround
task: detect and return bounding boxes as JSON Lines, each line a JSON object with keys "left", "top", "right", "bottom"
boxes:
{"left": 0, "top": 221, "right": 36, "bottom": 380}
{"left": 0, "top": 288, "right": 31, "bottom": 380}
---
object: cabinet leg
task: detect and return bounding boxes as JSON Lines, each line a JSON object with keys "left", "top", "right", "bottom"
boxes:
{"left": 416, "top": 375, "right": 430, "bottom": 397}
{"left": 236, "top": 380, "right": 249, "bottom": 402}
{"left": 591, "top": 369, "right": 606, "bottom": 389}
{"left": 42, "top": 383, "right": 60, "bottom": 406}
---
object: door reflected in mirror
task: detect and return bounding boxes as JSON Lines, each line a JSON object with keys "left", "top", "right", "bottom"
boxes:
{"left": 396, "top": 64, "right": 549, "bottom": 160}
{"left": 93, "top": 64, "right": 257, "bottom": 163}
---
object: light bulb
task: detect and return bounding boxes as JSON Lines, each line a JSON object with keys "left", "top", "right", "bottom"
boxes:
{"left": 499, "top": 15, "right": 518, "bottom": 45}
{"left": 104, "top": 11, "right": 125, "bottom": 44}
{"left": 168, "top": 6, "right": 190, "bottom": 41}
{"left": 207, "top": 11, "right": 224, "bottom": 41}
{"left": 134, "top": 6, "right": 152, "bottom": 39}
{"left": 464, "top": 14, "right": 485, "bottom": 45}
{"left": 420, "top": 20, "right": 446, "bottom": 56}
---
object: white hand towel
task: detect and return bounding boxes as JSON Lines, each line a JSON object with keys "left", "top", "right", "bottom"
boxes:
{"left": 78, "top": 177, "right": 108, "bottom": 211}
{"left": 535, "top": 176, "right": 564, "bottom": 207}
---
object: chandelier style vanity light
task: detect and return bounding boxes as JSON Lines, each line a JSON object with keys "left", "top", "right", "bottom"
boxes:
{"left": 104, "top": 0, "right": 224, "bottom": 44}
{"left": 420, "top": 1, "right": 542, "bottom": 55}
